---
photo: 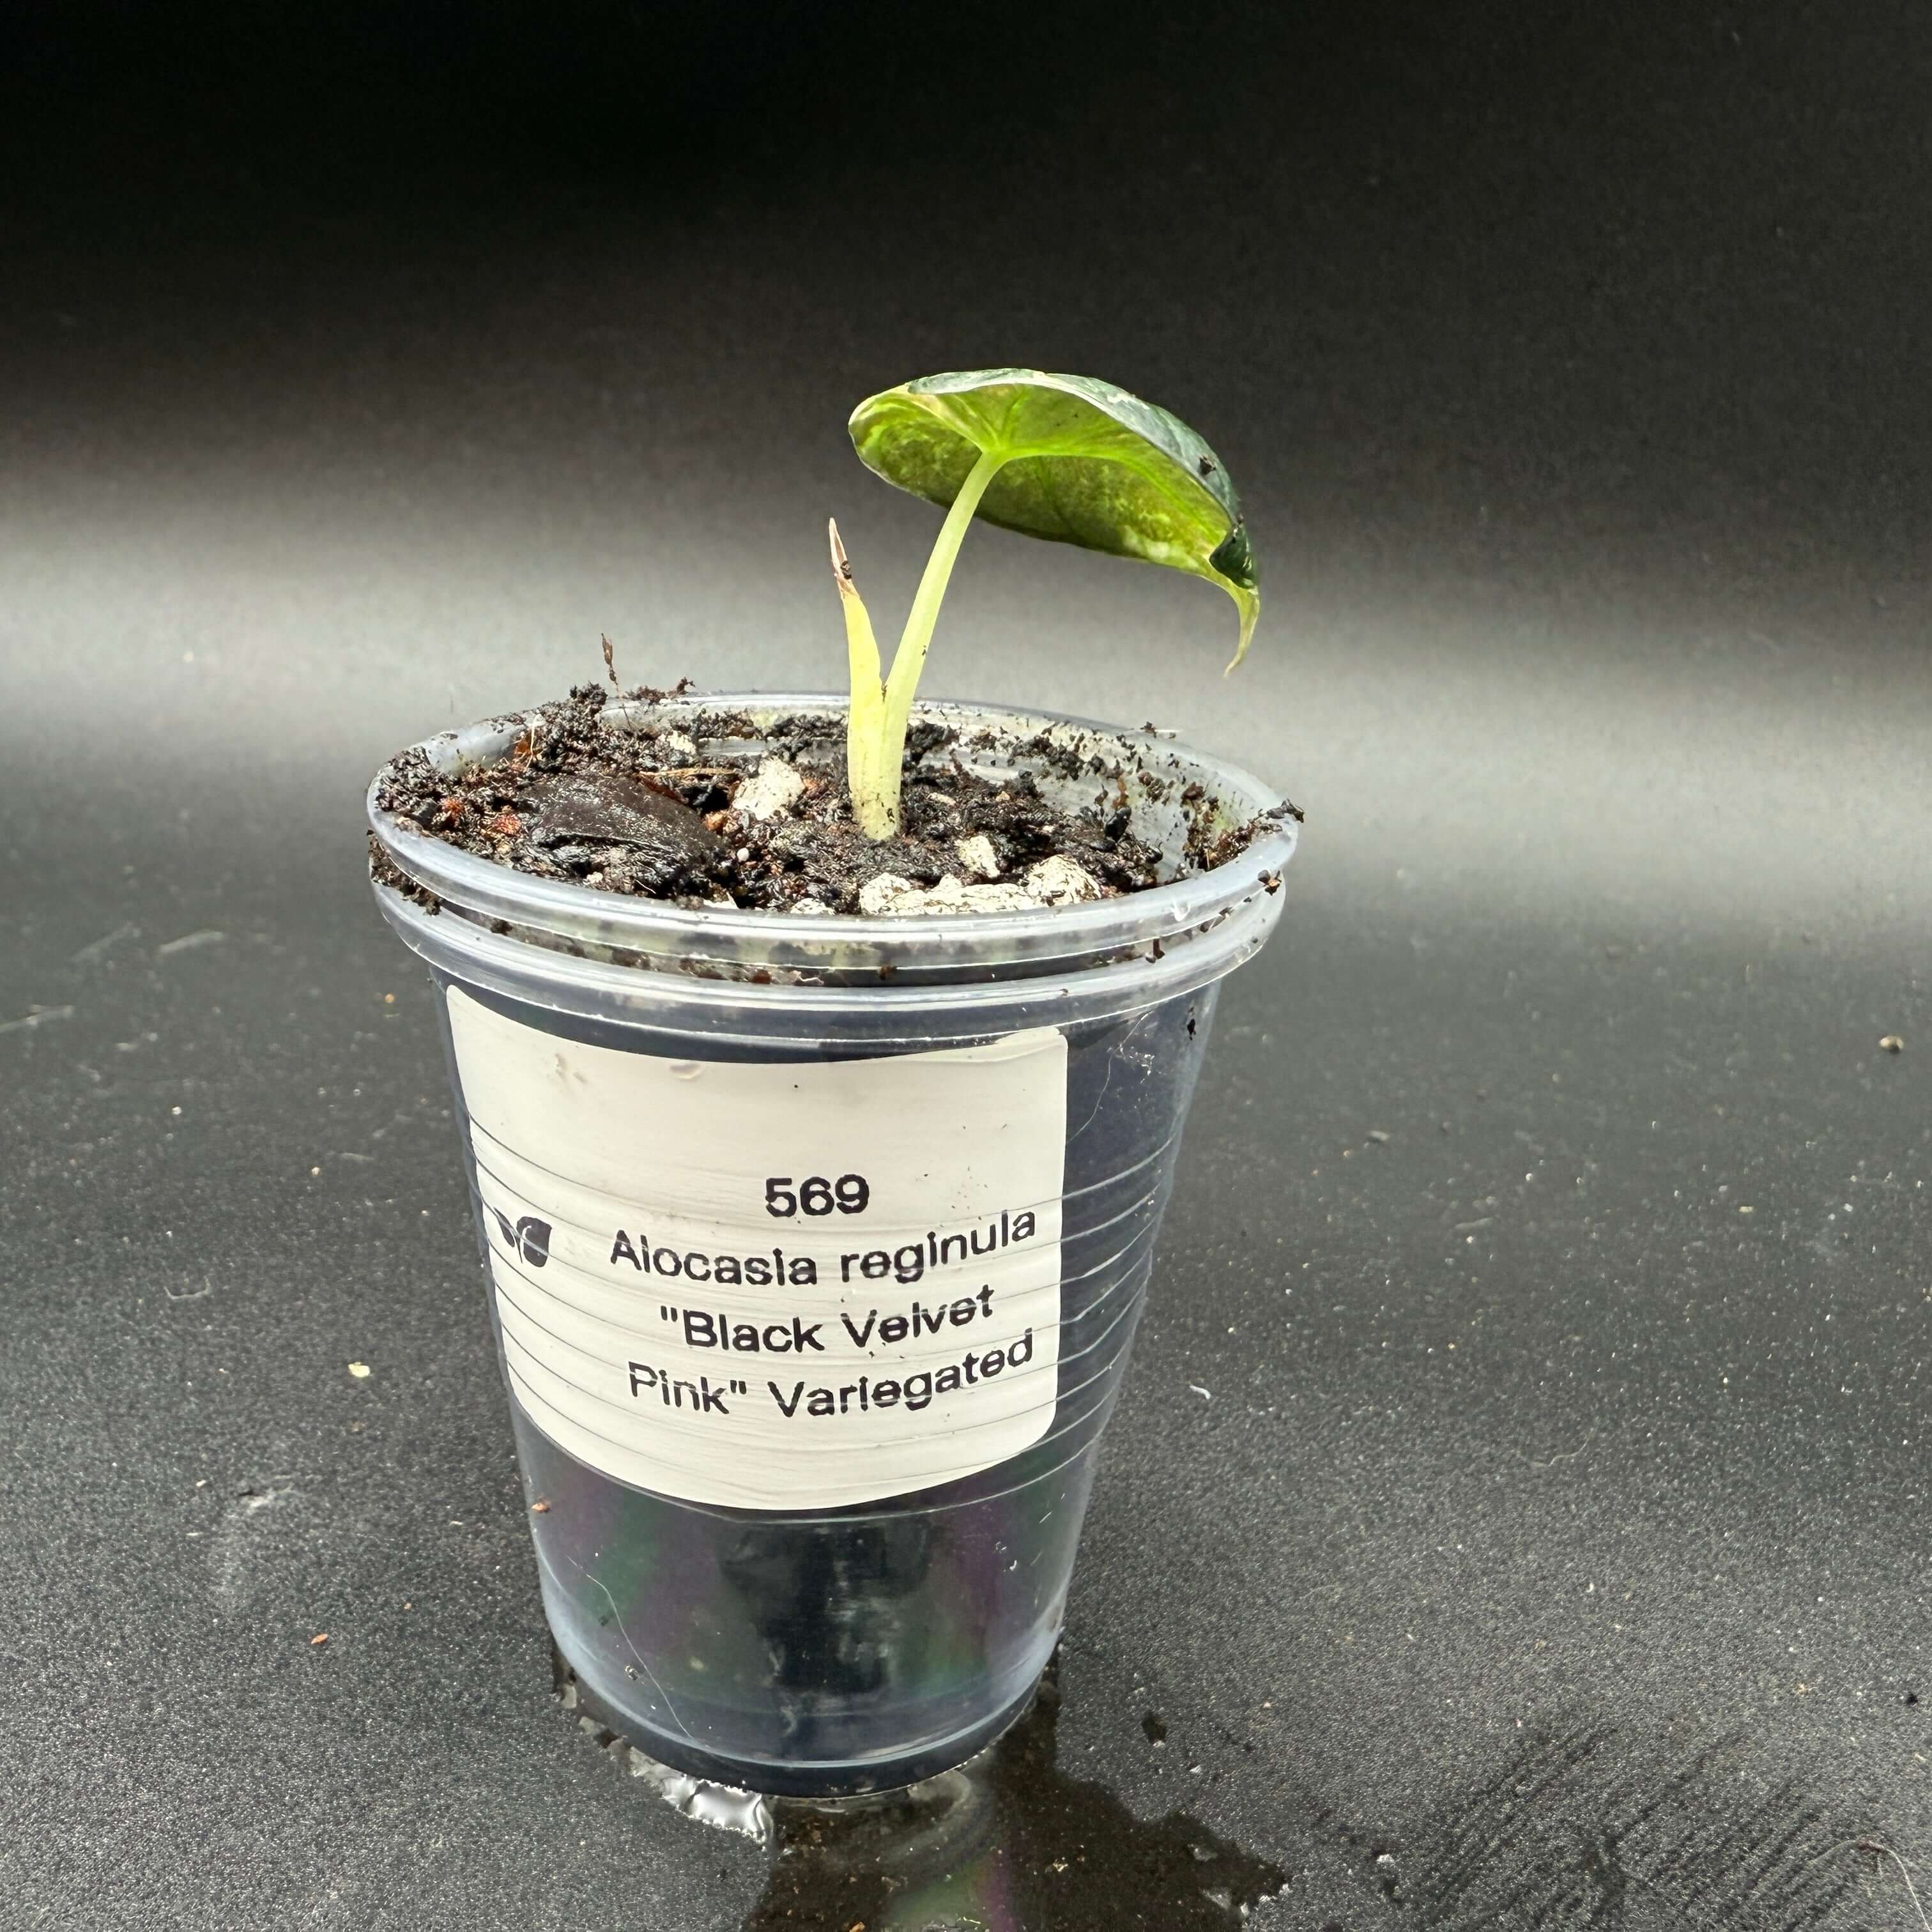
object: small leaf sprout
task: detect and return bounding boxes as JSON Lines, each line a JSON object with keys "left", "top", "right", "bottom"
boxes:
{"left": 832, "top": 369, "right": 1260, "bottom": 838}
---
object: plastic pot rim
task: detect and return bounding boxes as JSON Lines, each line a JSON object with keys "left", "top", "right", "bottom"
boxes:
{"left": 365, "top": 690, "right": 1298, "bottom": 1008}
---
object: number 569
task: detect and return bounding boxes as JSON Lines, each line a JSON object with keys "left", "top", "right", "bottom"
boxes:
{"left": 763, "top": 1174, "right": 870, "bottom": 1217}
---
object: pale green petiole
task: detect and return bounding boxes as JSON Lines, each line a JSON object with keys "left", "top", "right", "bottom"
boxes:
{"left": 830, "top": 518, "right": 889, "bottom": 838}
{"left": 836, "top": 448, "right": 1006, "bottom": 839}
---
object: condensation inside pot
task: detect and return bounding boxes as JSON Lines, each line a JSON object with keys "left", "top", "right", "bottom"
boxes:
{"left": 431, "top": 973, "right": 1221, "bottom": 1795}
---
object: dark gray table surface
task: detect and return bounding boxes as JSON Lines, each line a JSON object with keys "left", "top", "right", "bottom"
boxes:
{"left": 3, "top": 6, "right": 1929, "bottom": 1926}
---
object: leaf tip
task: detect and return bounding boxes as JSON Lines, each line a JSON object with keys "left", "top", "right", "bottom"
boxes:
{"left": 1222, "top": 585, "right": 1260, "bottom": 674}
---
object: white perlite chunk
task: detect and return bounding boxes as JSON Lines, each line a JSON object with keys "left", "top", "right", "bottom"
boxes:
{"left": 858, "top": 873, "right": 1040, "bottom": 917}
{"left": 953, "top": 834, "right": 1001, "bottom": 881}
{"left": 856, "top": 873, "right": 921, "bottom": 917}
{"left": 857, "top": 858, "right": 1102, "bottom": 918}
{"left": 657, "top": 730, "right": 700, "bottom": 760}
{"left": 1022, "top": 855, "right": 1102, "bottom": 904}
{"left": 732, "top": 757, "right": 805, "bottom": 823}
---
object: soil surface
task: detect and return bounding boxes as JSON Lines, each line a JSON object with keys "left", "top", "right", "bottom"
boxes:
{"left": 372, "top": 684, "right": 1295, "bottom": 916}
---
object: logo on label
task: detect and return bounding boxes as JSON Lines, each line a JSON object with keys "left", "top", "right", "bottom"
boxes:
{"left": 489, "top": 1206, "right": 553, "bottom": 1268}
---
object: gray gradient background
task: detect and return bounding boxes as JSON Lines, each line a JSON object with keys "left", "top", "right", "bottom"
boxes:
{"left": 2, "top": 4, "right": 1928, "bottom": 1927}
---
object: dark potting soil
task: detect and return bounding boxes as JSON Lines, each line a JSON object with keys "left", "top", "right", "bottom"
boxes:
{"left": 372, "top": 683, "right": 1295, "bottom": 916}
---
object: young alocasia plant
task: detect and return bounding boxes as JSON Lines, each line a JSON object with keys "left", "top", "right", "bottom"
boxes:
{"left": 832, "top": 369, "right": 1261, "bottom": 839}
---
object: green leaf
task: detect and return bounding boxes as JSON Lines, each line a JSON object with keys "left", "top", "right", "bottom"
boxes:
{"left": 848, "top": 368, "right": 1260, "bottom": 666}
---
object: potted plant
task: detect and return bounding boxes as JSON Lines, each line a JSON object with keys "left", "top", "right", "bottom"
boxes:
{"left": 366, "top": 370, "right": 1298, "bottom": 1797}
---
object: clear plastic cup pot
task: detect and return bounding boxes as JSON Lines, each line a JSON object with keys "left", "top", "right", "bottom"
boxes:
{"left": 367, "top": 694, "right": 1296, "bottom": 1795}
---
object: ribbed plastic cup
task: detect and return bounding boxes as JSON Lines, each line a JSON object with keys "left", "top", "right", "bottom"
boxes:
{"left": 367, "top": 693, "right": 1295, "bottom": 1795}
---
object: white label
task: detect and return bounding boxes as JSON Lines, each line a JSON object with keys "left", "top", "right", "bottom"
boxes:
{"left": 444, "top": 987, "right": 1067, "bottom": 1510}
